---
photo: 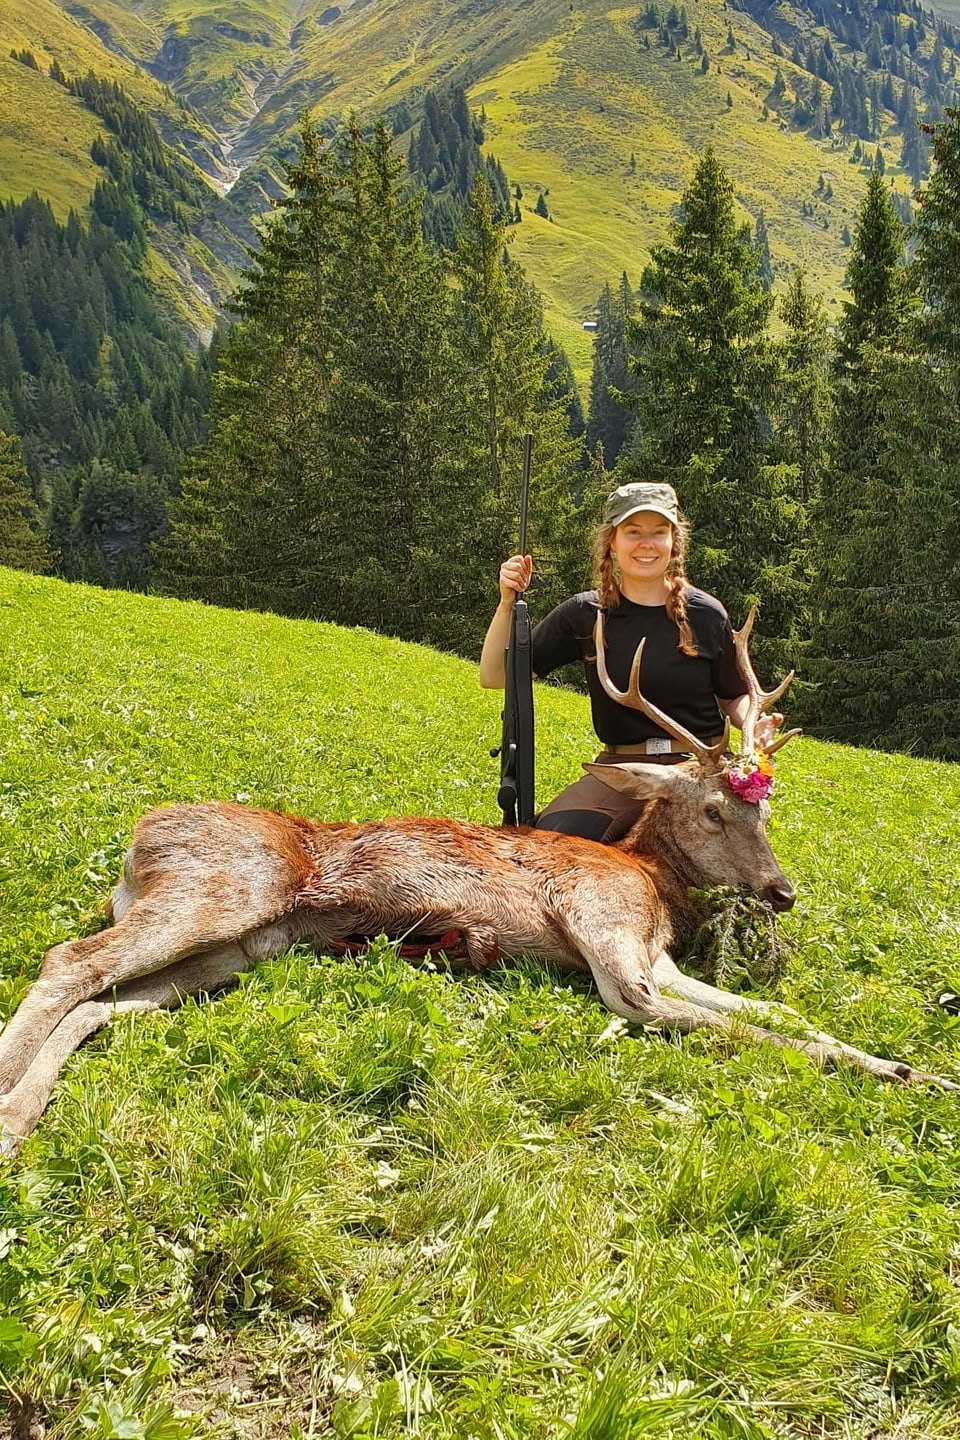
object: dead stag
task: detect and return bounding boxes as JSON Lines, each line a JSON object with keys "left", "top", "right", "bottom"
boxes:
{"left": 0, "top": 614, "right": 954, "bottom": 1154}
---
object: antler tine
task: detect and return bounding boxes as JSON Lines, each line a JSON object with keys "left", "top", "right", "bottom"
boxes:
{"left": 594, "top": 613, "right": 729, "bottom": 773}
{"left": 733, "top": 606, "right": 796, "bottom": 756}
{"left": 764, "top": 726, "right": 802, "bottom": 756}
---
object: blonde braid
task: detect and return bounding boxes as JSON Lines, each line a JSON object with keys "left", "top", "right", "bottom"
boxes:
{"left": 591, "top": 522, "right": 621, "bottom": 610}
{"left": 665, "top": 515, "right": 698, "bottom": 656}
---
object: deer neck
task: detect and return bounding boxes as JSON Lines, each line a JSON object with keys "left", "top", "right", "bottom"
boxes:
{"left": 615, "top": 801, "right": 711, "bottom": 946}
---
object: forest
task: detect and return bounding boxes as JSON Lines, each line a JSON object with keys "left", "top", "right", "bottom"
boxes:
{"left": 2, "top": 69, "right": 960, "bottom": 757}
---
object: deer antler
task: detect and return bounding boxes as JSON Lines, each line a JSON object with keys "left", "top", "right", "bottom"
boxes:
{"left": 593, "top": 612, "right": 730, "bottom": 775}
{"left": 733, "top": 608, "right": 801, "bottom": 757}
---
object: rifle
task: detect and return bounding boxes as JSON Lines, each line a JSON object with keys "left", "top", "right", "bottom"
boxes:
{"left": 495, "top": 433, "right": 536, "bottom": 827}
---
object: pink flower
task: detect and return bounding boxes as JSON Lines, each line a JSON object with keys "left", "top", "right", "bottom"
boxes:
{"left": 727, "top": 766, "right": 775, "bottom": 804}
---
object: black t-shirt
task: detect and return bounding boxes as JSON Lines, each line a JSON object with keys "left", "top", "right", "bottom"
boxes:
{"left": 531, "top": 587, "right": 745, "bottom": 746}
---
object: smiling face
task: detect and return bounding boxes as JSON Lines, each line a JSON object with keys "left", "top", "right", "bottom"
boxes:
{"left": 609, "top": 511, "right": 675, "bottom": 599}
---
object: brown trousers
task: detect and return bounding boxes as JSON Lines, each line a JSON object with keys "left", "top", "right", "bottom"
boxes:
{"left": 534, "top": 751, "right": 689, "bottom": 844}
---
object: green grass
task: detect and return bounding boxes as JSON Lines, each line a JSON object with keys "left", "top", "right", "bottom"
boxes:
{"left": 0, "top": 54, "right": 104, "bottom": 218}
{"left": 2, "top": 567, "right": 960, "bottom": 1438}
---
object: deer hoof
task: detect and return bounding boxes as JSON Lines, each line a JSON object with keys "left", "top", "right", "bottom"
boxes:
{"left": 0, "top": 1122, "right": 26, "bottom": 1159}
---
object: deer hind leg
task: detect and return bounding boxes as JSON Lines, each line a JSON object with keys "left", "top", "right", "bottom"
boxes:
{"left": 0, "top": 887, "right": 282, "bottom": 1097}
{"left": 0, "top": 942, "right": 253, "bottom": 1156}
{"left": 652, "top": 953, "right": 960, "bottom": 1091}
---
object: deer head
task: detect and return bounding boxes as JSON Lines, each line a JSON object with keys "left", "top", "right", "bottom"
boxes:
{"left": 589, "top": 610, "right": 800, "bottom": 912}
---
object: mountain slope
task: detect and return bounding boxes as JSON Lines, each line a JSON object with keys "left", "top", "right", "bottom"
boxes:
{"left": 0, "top": 0, "right": 244, "bottom": 334}
{"left": 2, "top": 0, "right": 956, "bottom": 364}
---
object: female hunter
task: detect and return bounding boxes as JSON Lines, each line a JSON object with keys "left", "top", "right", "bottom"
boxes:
{"left": 479, "top": 481, "right": 782, "bottom": 842}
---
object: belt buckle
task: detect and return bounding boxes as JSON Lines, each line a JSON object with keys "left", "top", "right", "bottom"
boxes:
{"left": 644, "top": 737, "right": 672, "bottom": 755}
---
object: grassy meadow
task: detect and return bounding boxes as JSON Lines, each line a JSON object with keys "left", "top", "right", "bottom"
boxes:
{"left": 2, "top": 567, "right": 960, "bottom": 1439}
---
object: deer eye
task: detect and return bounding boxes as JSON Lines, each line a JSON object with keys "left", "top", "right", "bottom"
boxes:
{"left": 704, "top": 805, "right": 723, "bottom": 825}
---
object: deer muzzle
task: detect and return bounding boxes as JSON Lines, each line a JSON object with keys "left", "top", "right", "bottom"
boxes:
{"left": 761, "top": 879, "right": 797, "bottom": 913}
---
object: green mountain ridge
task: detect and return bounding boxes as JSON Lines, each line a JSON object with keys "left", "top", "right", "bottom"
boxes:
{"left": 4, "top": 0, "right": 959, "bottom": 365}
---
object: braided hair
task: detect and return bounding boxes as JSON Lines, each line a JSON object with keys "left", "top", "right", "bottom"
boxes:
{"left": 590, "top": 515, "right": 698, "bottom": 657}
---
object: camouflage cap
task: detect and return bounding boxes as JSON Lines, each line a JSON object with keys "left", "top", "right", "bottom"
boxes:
{"left": 603, "top": 482, "right": 679, "bottom": 528}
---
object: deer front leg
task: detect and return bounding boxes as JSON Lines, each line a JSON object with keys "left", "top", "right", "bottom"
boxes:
{"left": 652, "top": 953, "right": 960, "bottom": 1091}
{"left": 0, "top": 943, "right": 253, "bottom": 1156}
{"left": 569, "top": 918, "right": 731, "bottom": 1033}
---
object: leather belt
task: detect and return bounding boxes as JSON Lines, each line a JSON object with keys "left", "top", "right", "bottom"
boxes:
{"left": 607, "top": 737, "right": 725, "bottom": 755}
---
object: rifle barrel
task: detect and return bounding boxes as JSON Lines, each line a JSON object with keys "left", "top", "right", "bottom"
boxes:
{"left": 519, "top": 432, "right": 532, "bottom": 555}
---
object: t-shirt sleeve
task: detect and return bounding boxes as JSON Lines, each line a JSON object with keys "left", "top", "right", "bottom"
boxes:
{"left": 711, "top": 616, "right": 746, "bottom": 700}
{"left": 531, "top": 596, "right": 590, "bottom": 678}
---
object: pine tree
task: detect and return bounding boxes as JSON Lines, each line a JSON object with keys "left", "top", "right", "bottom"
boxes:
{"left": 754, "top": 210, "right": 774, "bottom": 291}
{"left": 165, "top": 130, "right": 581, "bottom": 652}
{"left": 322, "top": 121, "right": 492, "bottom": 645}
{"left": 622, "top": 147, "right": 798, "bottom": 662}
{"left": 900, "top": 85, "right": 930, "bottom": 188}
{"left": 835, "top": 170, "right": 910, "bottom": 367}
{"left": 773, "top": 270, "right": 832, "bottom": 509}
{"left": 800, "top": 170, "right": 960, "bottom": 751}
{"left": 585, "top": 277, "right": 636, "bottom": 466}
{"left": 161, "top": 118, "right": 341, "bottom": 614}
{"left": 913, "top": 107, "right": 960, "bottom": 367}
{"left": 0, "top": 428, "right": 49, "bottom": 572}
{"left": 449, "top": 176, "right": 581, "bottom": 608}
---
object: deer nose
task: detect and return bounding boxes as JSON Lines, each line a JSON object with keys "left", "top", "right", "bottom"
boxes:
{"left": 762, "top": 880, "right": 796, "bottom": 912}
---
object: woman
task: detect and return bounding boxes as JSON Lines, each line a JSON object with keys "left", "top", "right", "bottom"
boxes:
{"left": 479, "top": 481, "right": 782, "bottom": 842}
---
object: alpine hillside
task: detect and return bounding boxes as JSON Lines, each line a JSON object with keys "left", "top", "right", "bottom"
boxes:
{"left": 3, "top": 0, "right": 960, "bottom": 363}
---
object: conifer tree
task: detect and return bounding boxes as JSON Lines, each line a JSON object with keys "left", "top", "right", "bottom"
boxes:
{"left": 754, "top": 210, "right": 774, "bottom": 291}
{"left": 835, "top": 170, "right": 910, "bottom": 368}
{"left": 449, "top": 176, "right": 581, "bottom": 607}
{"left": 166, "top": 119, "right": 499, "bottom": 650}
{"left": 799, "top": 170, "right": 960, "bottom": 752}
{"left": 772, "top": 269, "right": 831, "bottom": 535}
{"left": 165, "top": 126, "right": 583, "bottom": 652}
{"left": 622, "top": 147, "right": 798, "bottom": 661}
{"left": 913, "top": 107, "right": 960, "bottom": 367}
{"left": 0, "top": 428, "right": 49, "bottom": 572}
{"left": 585, "top": 276, "right": 636, "bottom": 466}
{"left": 161, "top": 119, "right": 341, "bottom": 614}
{"left": 322, "top": 121, "right": 491, "bottom": 645}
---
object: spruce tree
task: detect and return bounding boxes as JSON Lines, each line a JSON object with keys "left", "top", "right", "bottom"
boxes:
{"left": 774, "top": 270, "right": 832, "bottom": 509}
{"left": 622, "top": 147, "right": 798, "bottom": 662}
{"left": 0, "top": 428, "right": 49, "bottom": 572}
{"left": 754, "top": 210, "right": 774, "bottom": 291}
{"left": 449, "top": 175, "right": 582, "bottom": 608}
{"left": 161, "top": 119, "right": 341, "bottom": 614}
{"left": 165, "top": 119, "right": 499, "bottom": 651}
{"left": 799, "top": 170, "right": 960, "bottom": 752}
{"left": 585, "top": 276, "right": 636, "bottom": 466}
{"left": 913, "top": 107, "right": 960, "bottom": 367}
{"left": 835, "top": 169, "right": 910, "bottom": 368}
{"left": 322, "top": 120, "right": 492, "bottom": 646}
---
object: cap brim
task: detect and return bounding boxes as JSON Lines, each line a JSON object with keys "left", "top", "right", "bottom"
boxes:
{"left": 611, "top": 504, "right": 678, "bottom": 527}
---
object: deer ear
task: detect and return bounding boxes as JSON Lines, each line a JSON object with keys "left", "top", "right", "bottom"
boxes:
{"left": 583, "top": 761, "right": 685, "bottom": 799}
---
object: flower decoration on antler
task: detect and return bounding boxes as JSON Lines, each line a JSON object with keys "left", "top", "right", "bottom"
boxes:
{"left": 727, "top": 750, "right": 775, "bottom": 805}
{"left": 727, "top": 609, "right": 802, "bottom": 804}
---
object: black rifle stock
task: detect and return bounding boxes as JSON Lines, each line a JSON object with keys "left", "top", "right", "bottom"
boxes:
{"left": 496, "top": 433, "right": 536, "bottom": 826}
